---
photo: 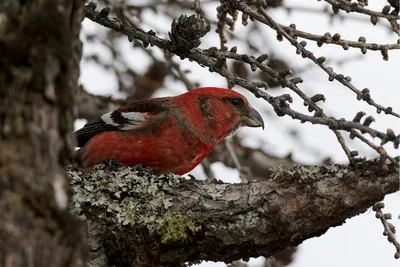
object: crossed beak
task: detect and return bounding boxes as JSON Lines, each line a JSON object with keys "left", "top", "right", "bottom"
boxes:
{"left": 241, "top": 106, "right": 264, "bottom": 129}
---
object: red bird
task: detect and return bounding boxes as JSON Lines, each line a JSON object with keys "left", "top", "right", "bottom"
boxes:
{"left": 74, "top": 87, "right": 264, "bottom": 175}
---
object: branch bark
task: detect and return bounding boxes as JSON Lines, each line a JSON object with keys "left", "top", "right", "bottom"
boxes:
{"left": 0, "top": 0, "right": 85, "bottom": 266}
{"left": 68, "top": 160, "right": 399, "bottom": 267}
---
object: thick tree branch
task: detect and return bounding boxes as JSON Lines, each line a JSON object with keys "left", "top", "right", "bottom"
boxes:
{"left": 68, "top": 160, "right": 399, "bottom": 267}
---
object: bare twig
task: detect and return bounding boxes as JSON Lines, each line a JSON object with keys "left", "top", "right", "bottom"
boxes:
{"left": 373, "top": 202, "right": 400, "bottom": 259}
{"left": 324, "top": 0, "right": 400, "bottom": 34}
{"left": 232, "top": 3, "right": 400, "bottom": 118}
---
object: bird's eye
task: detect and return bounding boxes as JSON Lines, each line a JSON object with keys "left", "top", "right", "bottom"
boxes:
{"left": 230, "top": 97, "right": 243, "bottom": 107}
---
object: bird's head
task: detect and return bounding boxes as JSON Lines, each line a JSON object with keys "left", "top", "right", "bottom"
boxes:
{"left": 178, "top": 87, "right": 264, "bottom": 144}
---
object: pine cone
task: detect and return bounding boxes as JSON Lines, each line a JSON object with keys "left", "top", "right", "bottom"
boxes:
{"left": 169, "top": 15, "right": 209, "bottom": 51}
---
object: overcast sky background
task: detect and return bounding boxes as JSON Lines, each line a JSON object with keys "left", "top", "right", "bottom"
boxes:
{"left": 77, "top": 1, "right": 399, "bottom": 266}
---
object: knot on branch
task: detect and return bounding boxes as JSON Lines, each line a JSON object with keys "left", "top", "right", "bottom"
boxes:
{"left": 169, "top": 15, "right": 209, "bottom": 51}
{"left": 273, "top": 94, "right": 292, "bottom": 117}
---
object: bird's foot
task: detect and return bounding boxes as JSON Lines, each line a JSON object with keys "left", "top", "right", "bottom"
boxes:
{"left": 103, "top": 159, "right": 124, "bottom": 171}
{"left": 131, "top": 164, "right": 154, "bottom": 175}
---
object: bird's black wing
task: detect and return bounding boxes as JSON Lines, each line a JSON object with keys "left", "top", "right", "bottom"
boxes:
{"left": 75, "top": 98, "right": 170, "bottom": 147}
{"left": 75, "top": 119, "right": 119, "bottom": 147}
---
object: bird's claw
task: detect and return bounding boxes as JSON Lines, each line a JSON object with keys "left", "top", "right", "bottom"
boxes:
{"left": 132, "top": 164, "right": 154, "bottom": 175}
{"left": 103, "top": 158, "right": 124, "bottom": 171}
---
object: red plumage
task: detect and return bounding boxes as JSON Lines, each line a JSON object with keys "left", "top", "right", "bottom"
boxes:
{"left": 75, "top": 87, "right": 264, "bottom": 175}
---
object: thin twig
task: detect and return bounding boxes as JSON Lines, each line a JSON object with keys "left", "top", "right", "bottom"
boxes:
{"left": 373, "top": 202, "right": 400, "bottom": 259}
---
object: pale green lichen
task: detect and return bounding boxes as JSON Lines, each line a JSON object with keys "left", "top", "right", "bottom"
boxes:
{"left": 156, "top": 213, "right": 201, "bottom": 244}
{"left": 269, "top": 164, "right": 285, "bottom": 179}
{"left": 66, "top": 164, "right": 182, "bottom": 233}
{"left": 272, "top": 164, "right": 350, "bottom": 182}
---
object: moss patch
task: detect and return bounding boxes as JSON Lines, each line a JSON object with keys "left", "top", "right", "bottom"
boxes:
{"left": 156, "top": 213, "right": 201, "bottom": 244}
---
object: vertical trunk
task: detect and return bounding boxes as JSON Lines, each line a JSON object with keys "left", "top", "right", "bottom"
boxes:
{"left": 0, "top": 1, "right": 85, "bottom": 266}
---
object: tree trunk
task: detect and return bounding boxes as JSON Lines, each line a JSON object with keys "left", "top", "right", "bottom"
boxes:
{"left": 0, "top": 1, "right": 85, "bottom": 266}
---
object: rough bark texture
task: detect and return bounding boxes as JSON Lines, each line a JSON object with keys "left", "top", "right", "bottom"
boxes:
{"left": 68, "top": 160, "right": 399, "bottom": 267}
{"left": 0, "top": 1, "right": 85, "bottom": 266}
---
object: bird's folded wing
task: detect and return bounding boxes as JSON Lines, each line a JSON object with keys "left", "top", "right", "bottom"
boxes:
{"left": 75, "top": 99, "right": 169, "bottom": 147}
